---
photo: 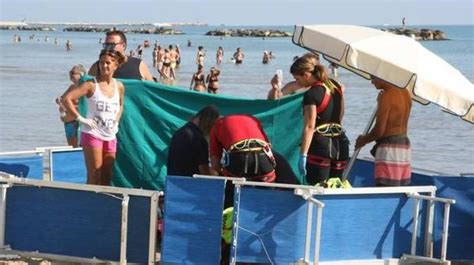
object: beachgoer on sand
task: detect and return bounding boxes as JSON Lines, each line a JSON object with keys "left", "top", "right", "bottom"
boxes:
{"left": 55, "top": 64, "right": 87, "bottom": 148}
{"left": 63, "top": 49, "right": 126, "bottom": 186}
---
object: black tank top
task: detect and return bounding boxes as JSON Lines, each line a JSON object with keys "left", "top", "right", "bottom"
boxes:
{"left": 303, "top": 79, "right": 343, "bottom": 124}
{"left": 114, "top": 57, "right": 142, "bottom": 79}
{"left": 97, "top": 56, "right": 142, "bottom": 80}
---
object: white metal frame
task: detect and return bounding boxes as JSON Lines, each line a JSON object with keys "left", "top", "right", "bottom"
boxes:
{"left": 48, "top": 147, "right": 83, "bottom": 181}
{"left": 0, "top": 173, "right": 159, "bottom": 264}
{"left": 35, "top": 145, "right": 73, "bottom": 152}
{"left": 294, "top": 188, "right": 325, "bottom": 265}
{"left": 0, "top": 150, "right": 44, "bottom": 156}
{"left": 402, "top": 193, "right": 456, "bottom": 265}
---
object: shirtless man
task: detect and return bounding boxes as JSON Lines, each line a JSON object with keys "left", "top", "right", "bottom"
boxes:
{"left": 156, "top": 45, "right": 165, "bottom": 73}
{"left": 355, "top": 77, "right": 412, "bottom": 186}
{"left": 169, "top": 45, "right": 179, "bottom": 70}
{"left": 233, "top": 48, "right": 245, "bottom": 64}
{"left": 88, "top": 30, "right": 154, "bottom": 81}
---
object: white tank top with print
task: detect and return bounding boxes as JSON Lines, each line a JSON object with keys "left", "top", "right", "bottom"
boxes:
{"left": 82, "top": 78, "right": 120, "bottom": 141}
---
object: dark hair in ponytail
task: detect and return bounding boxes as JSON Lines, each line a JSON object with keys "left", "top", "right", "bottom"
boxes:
{"left": 290, "top": 56, "right": 328, "bottom": 83}
{"left": 312, "top": 64, "right": 329, "bottom": 83}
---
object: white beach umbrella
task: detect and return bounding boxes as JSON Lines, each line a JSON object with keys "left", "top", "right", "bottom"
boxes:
{"left": 293, "top": 25, "right": 474, "bottom": 178}
{"left": 293, "top": 24, "right": 474, "bottom": 123}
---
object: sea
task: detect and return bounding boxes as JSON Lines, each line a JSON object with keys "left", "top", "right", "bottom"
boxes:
{"left": 0, "top": 24, "right": 473, "bottom": 175}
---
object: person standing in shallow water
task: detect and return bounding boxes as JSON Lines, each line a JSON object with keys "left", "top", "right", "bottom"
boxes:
{"left": 206, "top": 67, "right": 220, "bottom": 94}
{"left": 196, "top": 46, "right": 206, "bottom": 67}
{"left": 233, "top": 47, "right": 245, "bottom": 64}
{"left": 216, "top": 46, "right": 224, "bottom": 65}
{"left": 63, "top": 50, "right": 126, "bottom": 186}
{"left": 190, "top": 65, "right": 206, "bottom": 92}
{"left": 355, "top": 77, "right": 412, "bottom": 186}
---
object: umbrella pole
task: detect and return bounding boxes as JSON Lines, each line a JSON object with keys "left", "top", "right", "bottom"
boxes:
{"left": 342, "top": 106, "right": 378, "bottom": 179}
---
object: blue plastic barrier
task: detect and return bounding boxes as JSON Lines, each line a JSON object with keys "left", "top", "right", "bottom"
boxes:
{"left": 234, "top": 187, "right": 423, "bottom": 263}
{"left": 412, "top": 175, "right": 474, "bottom": 260}
{"left": 161, "top": 176, "right": 225, "bottom": 265}
{"left": 5, "top": 184, "right": 156, "bottom": 263}
{"left": 350, "top": 159, "right": 474, "bottom": 260}
{"left": 50, "top": 149, "right": 86, "bottom": 183}
{"left": 0, "top": 154, "right": 43, "bottom": 179}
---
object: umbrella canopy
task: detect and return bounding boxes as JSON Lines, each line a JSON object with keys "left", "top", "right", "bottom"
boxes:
{"left": 293, "top": 25, "right": 474, "bottom": 123}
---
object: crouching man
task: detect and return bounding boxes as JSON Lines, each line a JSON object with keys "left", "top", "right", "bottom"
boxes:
{"left": 209, "top": 114, "right": 276, "bottom": 206}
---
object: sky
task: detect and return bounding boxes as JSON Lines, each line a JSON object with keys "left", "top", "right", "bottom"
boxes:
{"left": 0, "top": 0, "right": 473, "bottom": 26}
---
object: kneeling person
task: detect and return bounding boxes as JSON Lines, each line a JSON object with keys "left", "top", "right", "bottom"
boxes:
{"left": 167, "top": 105, "right": 220, "bottom": 176}
{"left": 210, "top": 114, "right": 276, "bottom": 183}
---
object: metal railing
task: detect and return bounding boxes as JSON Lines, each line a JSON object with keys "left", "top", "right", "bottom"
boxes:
{"left": 403, "top": 192, "right": 456, "bottom": 265}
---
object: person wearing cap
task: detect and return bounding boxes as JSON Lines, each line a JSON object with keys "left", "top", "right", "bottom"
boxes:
{"left": 88, "top": 30, "right": 154, "bottom": 81}
{"left": 63, "top": 49, "right": 126, "bottom": 185}
{"left": 206, "top": 67, "right": 220, "bottom": 94}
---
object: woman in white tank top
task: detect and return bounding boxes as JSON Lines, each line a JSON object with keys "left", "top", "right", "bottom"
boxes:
{"left": 63, "top": 49, "right": 126, "bottom": 185}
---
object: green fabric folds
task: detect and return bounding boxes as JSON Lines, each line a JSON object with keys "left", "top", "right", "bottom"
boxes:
{"left": 112, "top": 80, "right": 305, "bottom": 190}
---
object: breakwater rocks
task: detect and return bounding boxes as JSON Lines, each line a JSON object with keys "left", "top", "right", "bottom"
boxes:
{"left": 0, "top": 26, "right": 55, "bottom": 31}
{"left": 382, "top": 28, "right": 448, "bottom": 40}
{"left": 206, "top": 29, "right": 292, "bottom": 37}
{"left": 63, "top": 26, "right": 183, "bottom": 35}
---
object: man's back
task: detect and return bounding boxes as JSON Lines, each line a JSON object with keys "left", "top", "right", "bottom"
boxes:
{"left": 380, "top": 87, "right": 412, "bottom": 137}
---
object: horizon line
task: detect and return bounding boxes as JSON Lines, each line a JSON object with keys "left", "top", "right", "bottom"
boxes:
{"left": 1, "top": 21, "right": 473, "bottom": 27}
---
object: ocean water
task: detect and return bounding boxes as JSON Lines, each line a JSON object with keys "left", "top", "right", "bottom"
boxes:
{"left": 0, "top": 24, "right": 473, "bottom": 175}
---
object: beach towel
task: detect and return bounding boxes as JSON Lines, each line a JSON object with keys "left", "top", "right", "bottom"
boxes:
{"left": 108, "top": 79, "right": 305, "bottom": 190}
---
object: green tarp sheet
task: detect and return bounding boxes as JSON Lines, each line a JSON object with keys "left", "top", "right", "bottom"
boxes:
{"left": 101, "top": 80, "right": 304, "bottom": 190}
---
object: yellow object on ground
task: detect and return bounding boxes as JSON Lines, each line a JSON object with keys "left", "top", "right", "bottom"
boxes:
{"left": 222, "top": 207, "right": 234, "bottom": 244}
{"left": 315, "top": 177, "right": 352, "bottom": 188}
